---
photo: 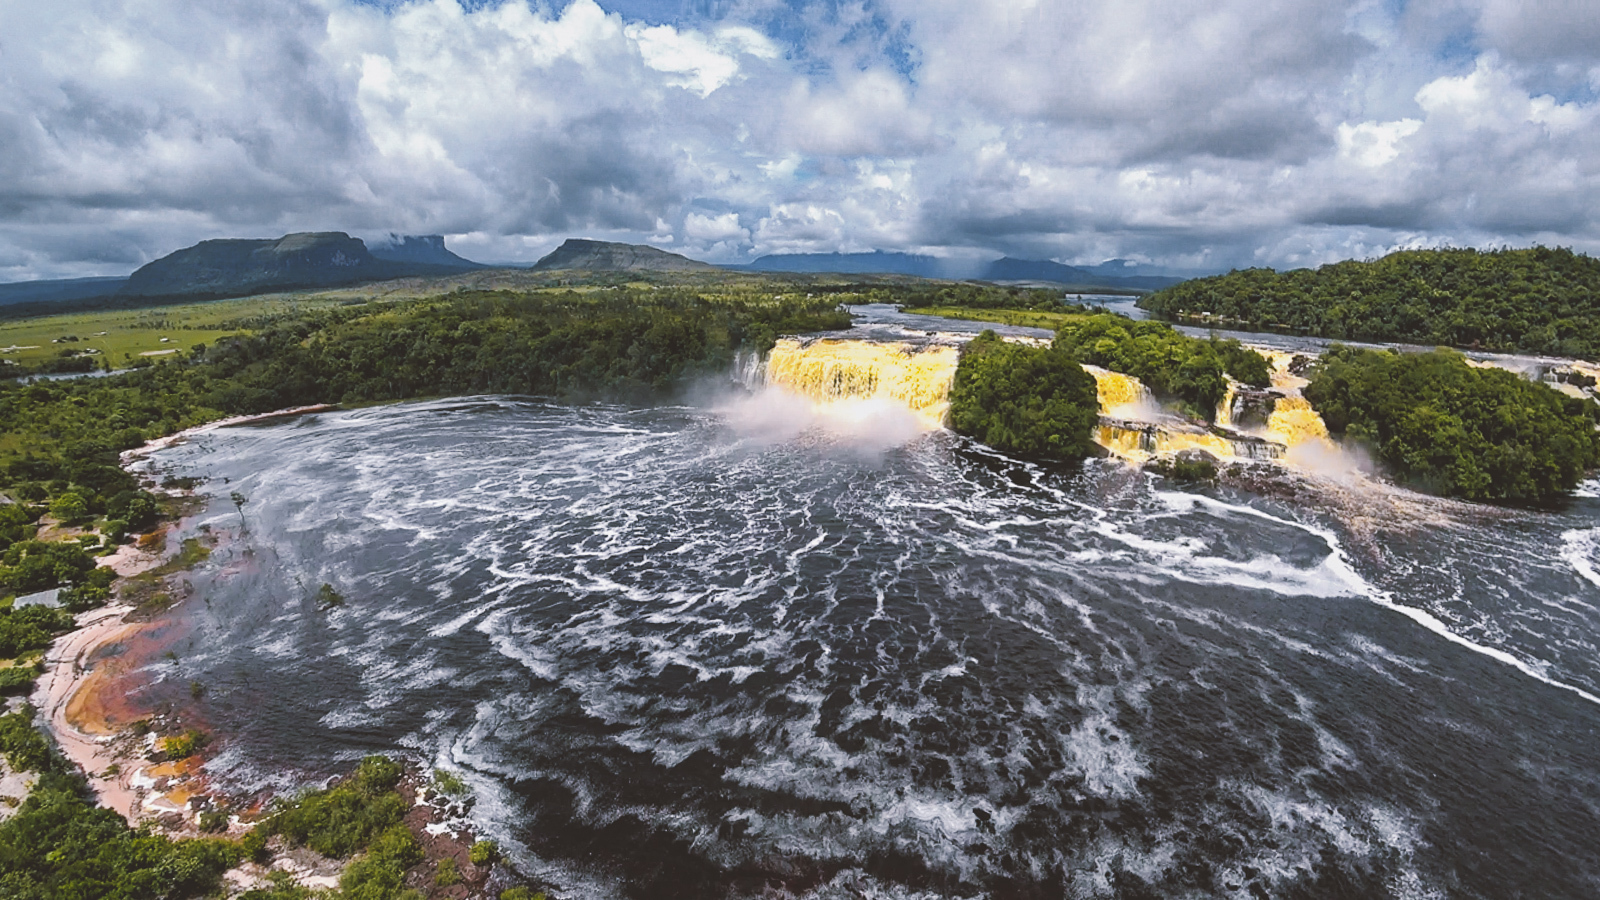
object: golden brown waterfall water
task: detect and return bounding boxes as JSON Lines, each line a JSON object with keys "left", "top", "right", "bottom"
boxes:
{"left": 1093, "top": 424, "right": 1238, "bottom": 464}
{"left": 1087, "top": 367, "right": 1152, "bottom": 414}
{"left": 1215, "top": 382, "right": 1239, "bottom": 429}
{"left": 1265, "top": 396, "right": 1331, "bottom": 447}
{"left": 764, "top": 338, "right": 960, "bottom": 429}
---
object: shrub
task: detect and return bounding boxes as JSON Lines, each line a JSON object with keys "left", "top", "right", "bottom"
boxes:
{"left": 435, "top": 857, "right": 461, "bottom": 886}
{"left": 0, "top": 705, "right": 49, "bottom": 772}
{"left": 0, "top": 540, "right": 98, "bottom": 594}
{"left": 358, "top": 754, "right": 403, "bottom": 795}
{"left": 240, "top": 826, "right": 271, "bottom": 863}
{"left": 47, "top": 492, "right": 88, "bottom": 524}
{"left": 340, "top": 824, "right": 424, "bottom": 900}
{"left": 469, "top": 839, "right": 497, "bottom": 866}
{"left": 315, "top": 583, "right": 346, "bottom": 610}
{"left": 199, "top": 808, "right": 229, "bottom": 833}
{"left": 432, "top": 768, "right": 468, "bottom": 798}
{"left": 267, "top": 756, "right": 408, "bottom": 858}
{"left": 0, "top": 605, "right": 73, "bottom": 658}
{"left": 160, "top": 729, "right": 209, "bottom": 760}
{"left": 0, "top": 769, "right": 241, "bottom": 898}
{"left": 0, "top": 664, "right": 41, "bottom": 695}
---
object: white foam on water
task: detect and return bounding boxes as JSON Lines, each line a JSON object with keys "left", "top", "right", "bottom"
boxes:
{"left": 1062, "top": 686, "right": 1150, "bottom": 800}
{"left": 1561, "top": 527, "right": 1600, "bottom": 591}
{"left": 1122, "top": 486, "right": 1600, "bottom": 711}
{"left": 1367, "top": 585, "right": 1600, "bottom": 707}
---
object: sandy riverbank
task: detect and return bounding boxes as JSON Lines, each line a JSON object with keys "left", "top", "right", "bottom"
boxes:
{"left": 33, "top": 403, "right": 339, "bottom": 832}
{"left": 33, "top": 603, "right": 152, "bottom": 822}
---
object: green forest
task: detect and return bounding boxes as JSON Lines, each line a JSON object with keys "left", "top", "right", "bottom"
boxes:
{"left": 1054, "top": 315, "right": 1271, "bottom": 416}
{"left": 0, "top": 288, "right": 847, "bottom": 595}
{"left": 0, "top": 741, "right": 542, "bottom": 900}
{"left": 947, "top": 316, "right": 1274, "bottom": 461}
{"left": 948, "top": 331, "right": 1101, "bottom": 461}
{"left": 1140, "top": 247, "right": 1600, "bottom": 359}
{"left": 1305, "top": 346, "right": 1600, "bottom": 502}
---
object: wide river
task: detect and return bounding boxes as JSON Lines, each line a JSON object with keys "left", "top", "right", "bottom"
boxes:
{"left": 139, "top": 350, "right": 1600, "bottom": 898}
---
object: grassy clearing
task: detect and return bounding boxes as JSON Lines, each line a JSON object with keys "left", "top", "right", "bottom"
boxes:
{"left": 916, "top": 306, "right": 1092, "bottom": 331}
{"left": 0, "top": 269, "right": 916, "bottom": 372}
{"left": 0, "top": 293, "right": 360, "bottom": 369}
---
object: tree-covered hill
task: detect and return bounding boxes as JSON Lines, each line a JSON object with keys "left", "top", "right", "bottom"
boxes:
{"left": 1305, "top": 346, "right": 1600, "bottom": 503}
{"left": 1140, "top": 247, "right": 1600, "bottom": 360}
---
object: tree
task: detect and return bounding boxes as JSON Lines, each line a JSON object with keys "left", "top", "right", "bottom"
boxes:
{"left": 47, "top": 492, "right": 87, "bottom": 525}
{"left": 230, "top": 491, "right": 248, "bottom": 530}
{"left": 1305, "top": 345, "right": 1600, "bottom": 502}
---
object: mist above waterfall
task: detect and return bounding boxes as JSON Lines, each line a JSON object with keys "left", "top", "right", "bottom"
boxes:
{"left": 714, "top": 386, "right": 929, "bottom": 454}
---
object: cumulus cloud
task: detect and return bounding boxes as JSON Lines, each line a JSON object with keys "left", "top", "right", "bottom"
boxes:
{"left": 0, "top": 0, "right": 1598, "bottom": 280}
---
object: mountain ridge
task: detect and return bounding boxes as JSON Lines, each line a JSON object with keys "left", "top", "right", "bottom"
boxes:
{"left": 118, "top": 232, "right": 476, "bottom": 298}
{"left": 530, "top": 239, "right": 722, "bottom": 273}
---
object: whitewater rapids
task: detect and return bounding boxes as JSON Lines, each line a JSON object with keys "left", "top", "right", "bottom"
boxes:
{"left": 137, "top": 396, "right": 1600, "bottom": 899}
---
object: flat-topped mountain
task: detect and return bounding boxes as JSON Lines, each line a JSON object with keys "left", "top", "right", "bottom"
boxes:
{"left": 531, "top": 239, "right": 721, "bottom": 273}
{"left": 119, "top": 232, "right": 480, "bottom": 298}
{"left": 368, "top": 233, "right": 484, "bottom": 269}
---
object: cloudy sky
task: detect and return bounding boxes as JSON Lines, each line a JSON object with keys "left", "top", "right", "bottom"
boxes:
{"left": 2, "top": 0, "right": 1598, "bottom": 280}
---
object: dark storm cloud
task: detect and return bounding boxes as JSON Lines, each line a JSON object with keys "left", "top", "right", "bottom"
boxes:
{"left": 1, "top": 0, "right": 1598, "bottom": 279}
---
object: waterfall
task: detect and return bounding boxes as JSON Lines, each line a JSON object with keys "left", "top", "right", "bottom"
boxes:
{"left": 745, "top": 337, "right": 1325, "bottom": 466}
{"left": 1264, "top": 396, "right": 1331, "bottom": 448}
{"left": 1095, "top": 420, "right": 1286, "bottom": 464}
{"left": 762, "top": 338, "right": 960, "bottom": 429}
{"left": 1086, "top": 366, "right": 1153, "bottom": 415}
{"left": 1215, "top": 382, "right": 1239, "bottom": 429}
{"left": 732, "top": 348, "right": 766, "bottom": 391}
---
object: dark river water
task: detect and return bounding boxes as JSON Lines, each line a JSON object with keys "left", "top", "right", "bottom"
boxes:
{"left": 141, "top": 390, "right": 1600, "bottom": 900}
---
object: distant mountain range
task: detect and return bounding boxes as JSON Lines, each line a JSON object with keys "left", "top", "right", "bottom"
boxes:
{"left": 741, "top": 251, "right": 1188, "bottom": 290}
{"left": 0, "top": 234, "right": 1207, "bottom": 315}
{"left": 981, "top": 257, "right": 1185, "bottom": 290}
{"left": 368, "top": 233, "right": 485, "bottom": 269}
{"left": 0, "top": 276, "right": 130, "bottom": 308}
{"left": 0, "top": 232, "right": 485, "bottom": 312}
{"left": 735, "top": 251, "right": 972, "bottom": 279}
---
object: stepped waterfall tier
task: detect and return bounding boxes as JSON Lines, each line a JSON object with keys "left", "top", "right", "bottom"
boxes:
{"left": 1086, "top": 357, "right": 1333, "bottom": 464}
{"left": 1087, "top": 366, "right": 1152, "bottom": 414}
{"left": 755, "top": 335, "right": 1337, "bottom": 467}
{"left": 762, "top": 337, "right": 961, "bottom": 429}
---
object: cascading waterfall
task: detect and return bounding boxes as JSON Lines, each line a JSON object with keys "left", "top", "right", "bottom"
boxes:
{"left": 1215, "top": 382, "right": 1239, "bottom": 429}
{"left": 1094, "top": 421, "right": 1239, "bottom": 463}
{"left": 1267, "top": 396, "right": 1333, "bottom": 448}
{"left": 1087, "top": 366, "right": 1152, "bottom": 414}
{"left": 747, "top": 336, "right": 1333, "bottom": 466}
{"left": 762, "top": 337, "right": 961, "bottom": 429}
{"left": 1089, "top": 369, "right": 1287, "bottom": 463}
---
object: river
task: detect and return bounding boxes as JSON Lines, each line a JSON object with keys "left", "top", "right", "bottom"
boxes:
{"left": 130, "top": 365, "right": 1600, "bottom": 899}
